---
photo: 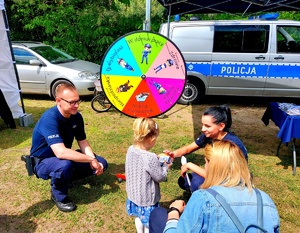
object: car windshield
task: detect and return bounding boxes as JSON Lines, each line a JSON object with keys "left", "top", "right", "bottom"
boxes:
{"left": 30, "top": 46, "right": 78, "bottom": 64}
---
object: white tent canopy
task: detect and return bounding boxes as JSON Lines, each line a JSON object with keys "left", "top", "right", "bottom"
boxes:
{"left": 0, "top": 0, "right": 24, "bottom": 118}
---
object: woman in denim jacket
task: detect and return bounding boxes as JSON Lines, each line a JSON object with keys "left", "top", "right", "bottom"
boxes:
{"left": 157, "top": 140, "right": 280, "bottom": 233}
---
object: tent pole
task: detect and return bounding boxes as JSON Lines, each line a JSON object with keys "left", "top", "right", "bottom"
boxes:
{"left": 167, "top": 5, "right": 171, "bottom": 38}
{"left": 242, "top": 3, "right": 252, "bottom": 16}
{"left": 2, "top": 8, "right": 25, "bottom": 114}
{"left": 144, "top": 0, "right": 151, "bottom": 31}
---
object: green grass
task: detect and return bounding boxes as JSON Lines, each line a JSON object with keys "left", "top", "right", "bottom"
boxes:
{"left": 0, "top": 95, "right": 299, "bottom": 232}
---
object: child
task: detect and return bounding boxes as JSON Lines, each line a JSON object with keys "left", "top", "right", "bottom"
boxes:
{"left": 125, "top": 118, "right": 171, "bottom": 233}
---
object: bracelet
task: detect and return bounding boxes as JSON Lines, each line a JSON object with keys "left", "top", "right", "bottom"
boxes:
{"left": 167, "top": 218, "right": 179, "bottom": 221}
{"left": 167, "top": 207, "right": 181, "bottom": 215}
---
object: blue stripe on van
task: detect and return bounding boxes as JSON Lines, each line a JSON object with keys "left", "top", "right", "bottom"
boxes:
{"left": 211, "top": 63, "right": 268, "bottom": 78}
{"left": 268, "top": 64, "right": 300, "bottom": 79}
{"left": 186, "top": 62, "right": 300, "bottom": 79}
{"left": 186, "top": 62, "right": 210, "bottom": 75}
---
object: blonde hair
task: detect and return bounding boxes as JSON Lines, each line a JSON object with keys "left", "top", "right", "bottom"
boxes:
{"left": 132, "top": 118, "right": 159, "bottom": 143}
{"left": 55, "top": 83, "right": 76, "bottom": 98}
{"left": 201, "top": 140, "right": 253, "bottom": 192}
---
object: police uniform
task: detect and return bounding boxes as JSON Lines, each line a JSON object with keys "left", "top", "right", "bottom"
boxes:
{"left": 30, "top": 106, "right": 108, "bottom": 202}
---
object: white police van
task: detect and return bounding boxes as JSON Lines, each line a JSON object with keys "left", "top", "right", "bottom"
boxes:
{"left": 159, "top": 13, "right": 300, "bottom": 104}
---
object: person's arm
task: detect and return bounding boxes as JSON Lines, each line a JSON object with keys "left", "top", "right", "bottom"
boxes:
{"left": 167, "top": 200, "right": 185, "bottom": 220}
{"left": 78, "top": 139, "right": 94, "bottom": 157}
{"left": 147, "top": 153, "right": 169, "bottom": 183}
{"left": 73, "top": 113, "right": 103, "bottom": 175}
{"left": 181, "top": 162, "right": 206, "bottom": 178}
{"left": 163, "top": 200, "right": 185, "bottom": 233}
{"left": 164, "top": 141, "right": 200, "bottom": 158}
{"left": 78, "top": 139, "right": 104, "bottom": 175}
{"left": 50, "top": 142, "right": 103, "bottom": 176}
{"left": 164, "top": 191, "right": 207, "bottom": 233}
{"left": 50, "top": 143, "right": 95, "bottom": 162}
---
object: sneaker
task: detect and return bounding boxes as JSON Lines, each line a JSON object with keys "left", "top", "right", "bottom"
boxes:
{"left": 51, "top": 194, "right": 76, "bottom": 212}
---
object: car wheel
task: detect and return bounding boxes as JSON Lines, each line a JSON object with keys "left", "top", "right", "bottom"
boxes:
{"left": 177, "top": 79, "right": 204, "bottom": 105}
{"left": 51, "top": 80, "right": 72, "bottom": 98}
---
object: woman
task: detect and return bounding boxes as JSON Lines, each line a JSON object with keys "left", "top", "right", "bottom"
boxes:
{"left": 164, "top": 104, "right": 248, "bottom": 192}
{"left": 162, "top": 140, "right": 280, "bottom": 232}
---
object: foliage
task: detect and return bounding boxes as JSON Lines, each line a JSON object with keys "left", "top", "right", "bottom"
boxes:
{"left": 4, "top": 0, "right": 300, "bottom": 63}
{"left": 5, "top": 0, "right": 165, "bottom": 63}
{"left": 5, "top": 0, "right": 48, "bottom": 41}
{"left": 7, "top": 0, "right": 120, "bottom": 63}
{"left": 114, "top": 0, "right": 165, "bottom": 32}
{"left": 166, "top": 9, "right": 300, "bottom": 22}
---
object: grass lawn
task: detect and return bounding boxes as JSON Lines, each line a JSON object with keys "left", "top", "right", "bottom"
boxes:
{"left": 0, "top": 95, "right": 299, "bottom": 232}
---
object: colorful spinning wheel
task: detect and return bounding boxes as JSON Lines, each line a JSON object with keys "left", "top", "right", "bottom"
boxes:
{"left": 100, "top": 31, "right": 186, "bottom": 118}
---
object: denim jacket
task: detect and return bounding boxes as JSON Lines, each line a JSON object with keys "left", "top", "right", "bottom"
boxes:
{"left": 164, "top": 186, "right": 280, "bottom": 233}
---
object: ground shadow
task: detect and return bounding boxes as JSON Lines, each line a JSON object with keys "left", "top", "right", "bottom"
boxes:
{"left": 0, "top": 200, "right": 51, "bottom": 233}
{"left": 0, "top": 162, "right": 126, "bottom": 232}
{"left": 275, "top": 141, "right": 300, "bottom": 173}
{"left": 70, "top": 162, "right": 125, "bottom": 204}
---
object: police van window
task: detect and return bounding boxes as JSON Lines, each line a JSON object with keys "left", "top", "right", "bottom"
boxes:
{"left": 242, "top": 29, "right": 267, "bottom": 51}
{"left": 13, "top": 48, "right": 37, "bottom": 65}
{"left": 277, "top": 26, "right": 300, "bottom": 53}
{"left": 213, "top": 25, "right": 269, "bottom": 53}
{"left": 172, "top": 26, "right": 213, "bottom": 53}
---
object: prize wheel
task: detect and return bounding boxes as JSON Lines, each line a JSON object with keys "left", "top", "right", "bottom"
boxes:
{"left": 100, "top": 30, "right": 186, "bottom": 118}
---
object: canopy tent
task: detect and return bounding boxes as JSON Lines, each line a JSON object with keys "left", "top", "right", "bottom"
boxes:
{"left": 157, "top": 0, "right": 300, "bottom": 16}
{"left": 0, "top": 0, "right": 24, "bottom": 119}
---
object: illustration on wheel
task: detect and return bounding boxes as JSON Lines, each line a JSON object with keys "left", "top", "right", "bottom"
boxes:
{"left": 100, "top": 30, "right": 187, "bottom": 118}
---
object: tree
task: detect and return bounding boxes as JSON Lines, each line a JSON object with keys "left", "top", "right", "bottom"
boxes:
{"left": 6, "top": 0, "right": 300, "bottom": 63}
{"left": 6, "top": 0, "right": 166, "bottom": 63}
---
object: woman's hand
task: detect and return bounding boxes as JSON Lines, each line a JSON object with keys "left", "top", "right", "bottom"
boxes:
{"left": 163, "top": 150, "right": 175, "bottom": 158}
{"left": 170, "top": 200, "right": 186, "bottom": 214}
{"left": 163, "top": 150, "right": 176, "bottom": 164}
{"left": 167, "top": 200, "right": 186, "bottom": 220}
{"left": 182, "top": 162, "right": 207, "bottom": 179}
{"left": 180, "top": 162, "right": 190, "bottom": 177}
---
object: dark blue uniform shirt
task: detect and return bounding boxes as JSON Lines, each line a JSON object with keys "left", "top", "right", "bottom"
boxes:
{"left": 30, "top": 106, "right": 86, "bottom": 158}
{"left": 195, "top": 132, "right": 248, "bottom": 162}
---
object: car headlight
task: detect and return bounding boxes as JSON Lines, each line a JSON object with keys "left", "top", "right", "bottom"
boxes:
{"left": 78, "top": 71, "right": 98, "bottom": 79}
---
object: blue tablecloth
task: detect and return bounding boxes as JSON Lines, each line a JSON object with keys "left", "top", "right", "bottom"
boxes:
{"left": 262, "top": 102, "right": 300, "bottom": 143}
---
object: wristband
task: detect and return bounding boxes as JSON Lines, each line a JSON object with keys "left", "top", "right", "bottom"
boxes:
{"left": 167, "top": 206, "right": 181, "bottom": 215}
{"left": 167, "top": 218, "right": 179, "bottom": 221}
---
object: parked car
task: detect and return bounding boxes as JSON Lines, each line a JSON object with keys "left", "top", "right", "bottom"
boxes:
{"left": 159, "top": 13, "right": 300, "bottom": 104}
{"left": 12, "top": 41, "right": 100, "bottom": 98}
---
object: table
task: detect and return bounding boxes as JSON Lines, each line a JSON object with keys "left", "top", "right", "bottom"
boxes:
{"left": 262, "top": 102, "right": 300, "bottom": 175}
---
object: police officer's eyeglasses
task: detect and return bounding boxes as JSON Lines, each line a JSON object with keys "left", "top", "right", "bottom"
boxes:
{"left": 58, "top": 97, "right": 82, "bottom": 106}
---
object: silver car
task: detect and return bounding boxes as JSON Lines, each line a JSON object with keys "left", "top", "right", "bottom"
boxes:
{"left": 12, "top": 41, "right": 100, "bottom": 97}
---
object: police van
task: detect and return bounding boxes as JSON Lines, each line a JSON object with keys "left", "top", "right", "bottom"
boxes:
{"left": 158, "top": 14, "right": 300, "bottom": 104}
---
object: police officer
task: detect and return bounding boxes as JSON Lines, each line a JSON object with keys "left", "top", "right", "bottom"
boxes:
{"left": 30, "top": 83, "right": 108, "bottom": 212}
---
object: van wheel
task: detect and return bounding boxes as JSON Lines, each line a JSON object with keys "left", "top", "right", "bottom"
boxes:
{"left": 177, "top": 80, "right": 203, "bottom": 105}
{"left": 51, "top": 80, "right": 72, "bottom": 98}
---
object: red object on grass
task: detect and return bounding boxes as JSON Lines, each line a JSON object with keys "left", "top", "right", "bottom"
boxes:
{"left": 116, "top": 173, "right": 126, "bottom": 183}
